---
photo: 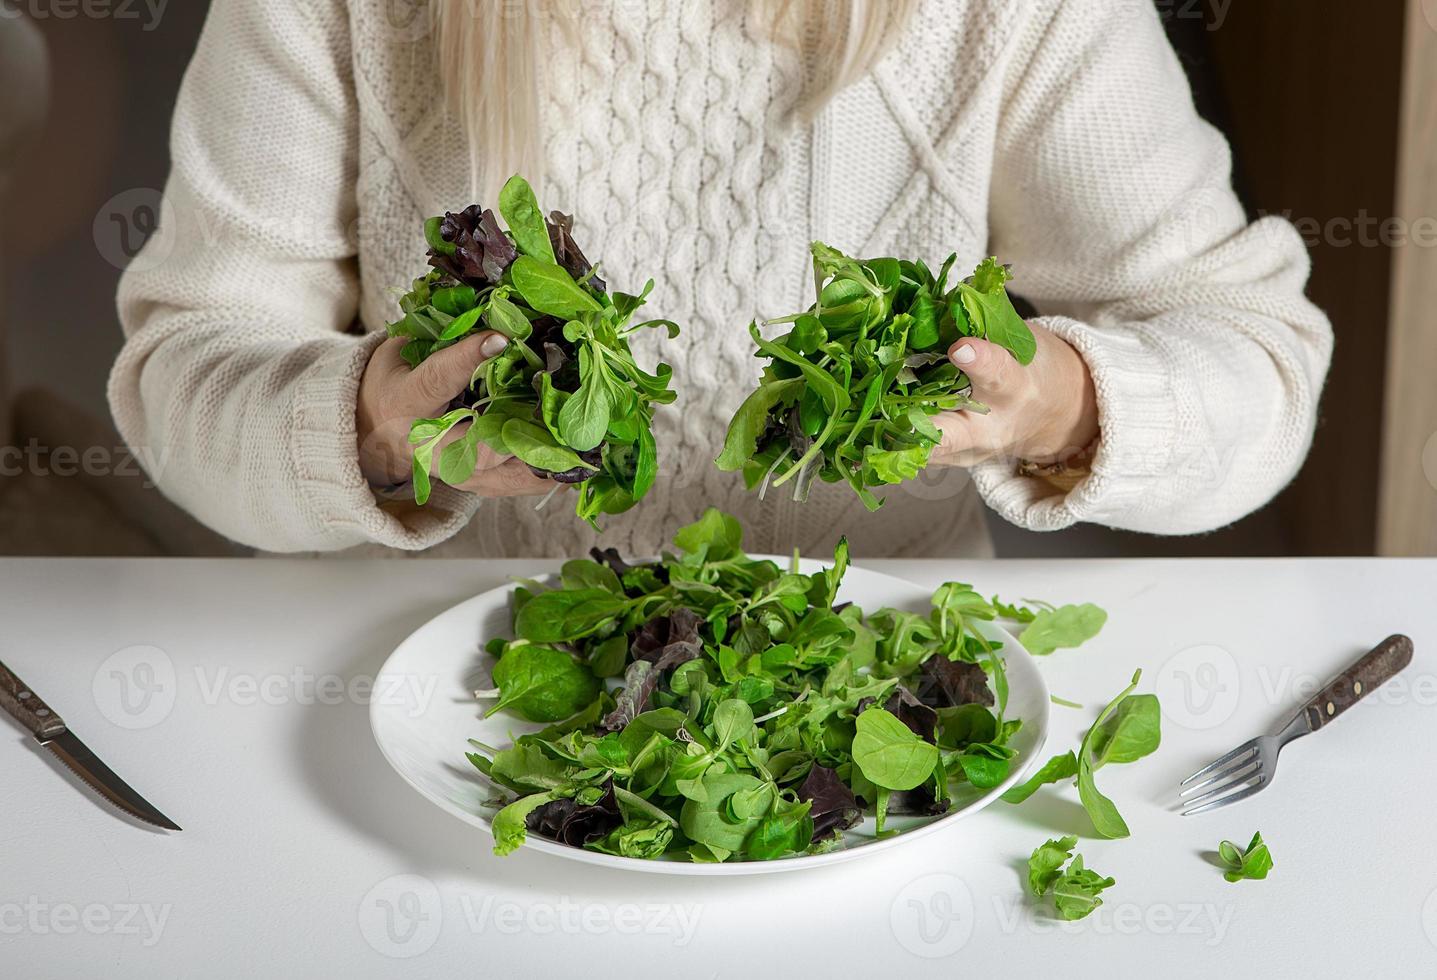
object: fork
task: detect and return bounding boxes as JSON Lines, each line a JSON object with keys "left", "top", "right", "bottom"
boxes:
{"left": 1179, "top": 634, "right": 1414, "bottom": 816}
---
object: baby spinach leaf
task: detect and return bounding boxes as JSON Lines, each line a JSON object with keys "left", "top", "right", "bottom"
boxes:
{"left": 486, "top": 646, "right": 600, "bottom": 722}
{"left": 1076, "top": 670, "right": 1148, "bottom": 839}
{"left": 514, "top": 588, "right": 630, "bottom": 643}
{"left": 1087, "top": 693, "right": 1160, "bottom": 766}
{"left": 1020, "top": 603, "right": 1108, "bottom": 655}
{"left": 852, "top": 707, "right": 941, "bottom": 792}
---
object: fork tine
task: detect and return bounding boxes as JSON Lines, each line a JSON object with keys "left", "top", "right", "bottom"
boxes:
{"left": 1179, "top": 754, "right": 1261, "bottom": 798}
{"left": 1181, "top": 774, "right": 1269, "bottom": 816}
{"left": 1180, "top": 739, "right": 1259, "bottom": 787}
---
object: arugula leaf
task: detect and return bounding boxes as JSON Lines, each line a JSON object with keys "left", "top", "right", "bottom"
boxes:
{"left": 1218, "top": 832, "right": 1273, "bottom": 882}
{"left": 1001, "top": 750, "right": 1078, "bottom": 804}
{"left": 1020, "top": 603, "right": 1108, "bottom": 655}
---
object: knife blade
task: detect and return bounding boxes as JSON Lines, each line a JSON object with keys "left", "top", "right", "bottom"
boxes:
{"left": 0, "top": 658, "right": 181, "bottom": 831}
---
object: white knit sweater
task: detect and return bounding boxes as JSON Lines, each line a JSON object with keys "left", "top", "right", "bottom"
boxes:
{"left": 109, "top": 0, "right": 1332, "bottom": 559}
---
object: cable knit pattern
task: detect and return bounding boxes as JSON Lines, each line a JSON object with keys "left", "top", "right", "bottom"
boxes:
{"left": 110, "top": 0, "right": 1331, "bottom": 558}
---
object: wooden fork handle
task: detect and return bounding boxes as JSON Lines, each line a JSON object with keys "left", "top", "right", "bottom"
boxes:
{"left": 0, "top": 659, "right": 68, "bottom": 741}
{"left": 1302, "top": 634, "right": 1414, "bottom": 730}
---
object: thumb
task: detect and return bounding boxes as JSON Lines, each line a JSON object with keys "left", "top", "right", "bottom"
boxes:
{"left": 406, "top": 331, "right": 509, "bottom": 410}
{"left": 949, "top": 337, "right": 1022, "bottom": 403}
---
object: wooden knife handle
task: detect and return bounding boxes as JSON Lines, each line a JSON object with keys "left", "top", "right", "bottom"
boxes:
{"left": 0, "top": 659, "right": 68, "bottom": 741}
{"left": 1303, "top": 634, "right": 1414, "bottom": 730}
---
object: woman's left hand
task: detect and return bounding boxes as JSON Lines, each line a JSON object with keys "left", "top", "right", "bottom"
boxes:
{"left": 931, "top": 321, "right": 1100, "bottom": 468}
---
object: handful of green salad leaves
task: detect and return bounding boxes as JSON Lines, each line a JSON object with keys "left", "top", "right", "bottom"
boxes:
{"left": 717, "top": 243, "right": 1036, "bottom": 510}
{"left": 385, "top": 175, "right": 679, "bottom": 528}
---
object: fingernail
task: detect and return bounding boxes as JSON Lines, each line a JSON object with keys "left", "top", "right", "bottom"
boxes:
{"left": 952, "top": 344, "right": 976, "bottom": 365}
{"left": 480, "top": 334, "right": 508, "bottom": 358}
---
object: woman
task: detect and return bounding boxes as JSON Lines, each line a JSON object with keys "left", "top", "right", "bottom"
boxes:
{"left": 109, "top": 0, "right": 1332, "bottom": 558}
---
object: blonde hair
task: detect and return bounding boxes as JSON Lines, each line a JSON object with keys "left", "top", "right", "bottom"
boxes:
{"left": 432, "top": 0, "right": 918, "bottom": 196}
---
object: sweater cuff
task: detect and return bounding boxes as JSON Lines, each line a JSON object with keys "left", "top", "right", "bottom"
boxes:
{"left": 970, "top": 315, "right": 1175, "bottom": 531}
{"left": 289, "top": 331, "right": 480, "bottom": 551}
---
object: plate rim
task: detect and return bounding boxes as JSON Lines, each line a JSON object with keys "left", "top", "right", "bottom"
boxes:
{"left": 369, "top": 558, "right": 1051, "bottom": 876}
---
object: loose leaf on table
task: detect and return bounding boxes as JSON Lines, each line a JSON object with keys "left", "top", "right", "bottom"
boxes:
{"left": 1076, "top": 669, "right": 1157, "bottom": 839}
{"left": 1002, "top": 750, "right": 1078, "bottom": 805}
{"left": 1052, "top": 854, "right": 1116, "bottom": 921}
{"left": 1020, "top": 603, "right": 1108, "bottom": 655}
{"left": 1028, "top": 835, "right": 1077, "bottom": 897}
{"left": 1027, "top": 836, "right": 1115, "bottom": 921}
{"left": 1218, "top": 831, "right": 1273, "bottom": 883}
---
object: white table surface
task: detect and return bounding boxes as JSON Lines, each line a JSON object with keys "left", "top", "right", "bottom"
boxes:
{"left": 2, "top": 556, "right": 1435, "bottom": 978}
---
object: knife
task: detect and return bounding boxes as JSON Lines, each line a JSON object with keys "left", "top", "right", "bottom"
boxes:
{"left": 0, "top": 658, "right": 181, "bottom": 831}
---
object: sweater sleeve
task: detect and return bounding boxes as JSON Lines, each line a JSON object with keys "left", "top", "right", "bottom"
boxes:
{"left": 107, "top": 0, "right": 478, "bottom": 552}
{"left": 971, "top": 0, "right": 1333, "bottom": 535}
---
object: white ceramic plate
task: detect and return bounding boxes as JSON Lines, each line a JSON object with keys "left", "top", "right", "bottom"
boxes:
{"left": 370, "top": 558, "right": 1050, "bottom": 875}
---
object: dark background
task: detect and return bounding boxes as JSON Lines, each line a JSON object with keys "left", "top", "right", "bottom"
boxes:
{"left": 0, "top": 1, "right": 1407, "bottom": 557}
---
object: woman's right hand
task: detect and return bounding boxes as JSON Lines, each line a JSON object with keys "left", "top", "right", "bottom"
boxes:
{"left": 356, "top": 332, "right": 554, "bottom": 497}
